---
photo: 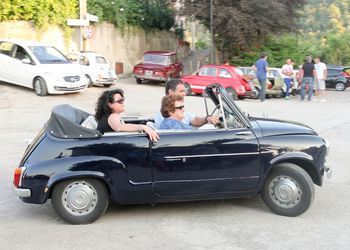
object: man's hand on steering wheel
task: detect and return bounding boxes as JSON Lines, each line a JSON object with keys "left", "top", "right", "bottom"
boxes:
{"left": 206, "top": 115, "right": 220, "bottom": 125}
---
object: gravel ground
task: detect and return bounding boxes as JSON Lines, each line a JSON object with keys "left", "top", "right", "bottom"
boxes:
{"left": 0, "top": 78, "right": 349, "bottom": 250}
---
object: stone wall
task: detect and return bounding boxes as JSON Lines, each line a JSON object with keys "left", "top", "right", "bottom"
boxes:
{"left": 0, "top": 21, "right": 190, "bottom": 74}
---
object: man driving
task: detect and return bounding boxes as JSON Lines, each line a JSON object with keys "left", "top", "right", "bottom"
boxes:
{"left": 154, "top": 79, "right": 219, "bottom": 128}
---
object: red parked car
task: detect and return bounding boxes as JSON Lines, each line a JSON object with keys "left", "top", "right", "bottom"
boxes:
{"left": 133, "top": 51, "right": 183, "bottom": 84}
{"left": 181, "top": 65, "right": 256, "bottom": 99}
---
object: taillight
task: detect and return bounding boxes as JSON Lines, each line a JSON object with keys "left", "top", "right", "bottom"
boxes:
{"left": 343, "top": 72, "right": 350, "bottom": 77}
{"left": 14, "top": 167, "right": 24, "bottom": 187}
{"left": 134, "top": 69, "right": 143, "bottom": 73}
{"left": 155, "top": 71, "right": 164, "bottom": 76}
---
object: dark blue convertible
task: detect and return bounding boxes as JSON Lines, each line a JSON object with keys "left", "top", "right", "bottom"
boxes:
{"left": 13, "top": 85, "right": 332, "bottom": 224}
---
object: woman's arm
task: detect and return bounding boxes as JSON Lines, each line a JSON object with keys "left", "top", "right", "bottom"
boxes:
{"left": 108, "top": 113, "right": 159, "bottom": 142}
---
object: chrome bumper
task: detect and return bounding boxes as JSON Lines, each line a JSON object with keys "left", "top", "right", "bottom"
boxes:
{"left": 13, "top": 186, "right": 31, "bottom": 198}
{"left": 134, "top": 74, "right": 166, "bottom": 81}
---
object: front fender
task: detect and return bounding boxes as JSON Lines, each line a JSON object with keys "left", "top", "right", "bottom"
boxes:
{"left": 267, "top": 152, "right": 321, "bottom": 186}
{"left": 22, "top": 156, "right": 125, "bottom": 204}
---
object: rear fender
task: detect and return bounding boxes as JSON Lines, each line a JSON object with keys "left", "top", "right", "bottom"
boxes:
{"left": 23, "top": 156, "right": 125, "bottom": 204}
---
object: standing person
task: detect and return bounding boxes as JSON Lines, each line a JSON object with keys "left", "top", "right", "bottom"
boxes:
{"left": 154, "top": 79, "right": 219, "bottom": 128}
{"left": 299, "top": 56, "right": 317, "bottom": 101}
{"left": 281, "top": 58, "right": 294, "bottom": 100}
{"left": 252, "top": 52, "right": 271, "bottom": 102}
{"left": 314, "top": 57, "right": 327, "bottom": 102}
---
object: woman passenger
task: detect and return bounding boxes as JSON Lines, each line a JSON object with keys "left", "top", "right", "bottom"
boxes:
{"left": 159, "top": 94, "right": 194, "bottom": 130}
{"left": 95, "top": 89, "right": 159, "bottom": 142}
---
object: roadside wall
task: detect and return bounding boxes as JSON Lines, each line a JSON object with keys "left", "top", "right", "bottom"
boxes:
{"left": 0, "top": 21, "right": 190, "bottom": 74}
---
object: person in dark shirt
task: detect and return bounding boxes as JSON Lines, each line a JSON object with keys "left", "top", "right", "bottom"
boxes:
{"left": 95, "top": 89, "right": 159, "bottom": 142}
{"left": 299, "top": 56, "right": 317, "bottom": 101}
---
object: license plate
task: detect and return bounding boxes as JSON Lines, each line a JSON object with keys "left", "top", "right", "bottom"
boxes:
{"left": 145, "top": 70, "right": 153, "bottom": 76}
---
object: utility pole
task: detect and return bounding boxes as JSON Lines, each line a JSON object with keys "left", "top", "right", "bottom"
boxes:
{"left": 210, "top": 0, "right": 214, "bottom": 64}
{"left": 80, "top": 0, "right": 88, "bottom": 51}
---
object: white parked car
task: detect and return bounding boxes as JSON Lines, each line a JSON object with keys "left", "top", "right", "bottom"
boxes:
{"left": 0, "top": 39, "right": 88, "bottom": 96}
{"left": 67, "top": 51, "right": 118, "bottom": 87}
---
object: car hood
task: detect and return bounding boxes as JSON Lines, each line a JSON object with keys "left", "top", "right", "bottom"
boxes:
{"left": 134, "top": 63, "right": 168, "bottom": 70}
{"left": 252, "top": 117, "right": 316, "bottom": 137}
{"left": 39, "top": 63, "right": 83, "bottom": 76}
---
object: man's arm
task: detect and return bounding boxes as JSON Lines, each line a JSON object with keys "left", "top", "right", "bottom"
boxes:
{"left": 324, "top": 68, "right": 327, "bottom": 80}
{"left": 191, "top": 116, "right": 219, "bottom": 127}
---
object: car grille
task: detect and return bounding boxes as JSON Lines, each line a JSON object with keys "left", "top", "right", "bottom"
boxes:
{"left": 54, "top": 85, "right": 86, "bottom": 91}
{"left": 64, "top": 76, "right": 80, "bottom": 82}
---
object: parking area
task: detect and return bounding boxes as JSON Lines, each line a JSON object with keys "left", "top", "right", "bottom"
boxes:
{"left": 0, "top": 78, "right": 349, "bottom": 249}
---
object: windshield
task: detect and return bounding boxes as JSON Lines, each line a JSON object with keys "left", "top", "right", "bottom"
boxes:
{"left": 234, "top": 68, "right": 244, "bottom": 76}
{"left": 143, "top": 54, "right": 169, "bottom": 65}
{"left": 96, "top": 56, "right": 107, "bottom": 64}
{"left": 29, "top": 46, "right": 70, "bottom": 64}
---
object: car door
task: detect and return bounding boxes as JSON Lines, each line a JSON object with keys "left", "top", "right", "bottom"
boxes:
{"left": 10, "top": 45, "right": 36, "bottom": 87}
{"left": 325, "top": 69, "right": 337, "bottom": 88}
{"left": 218, "top": 68, "right": 235, "bottom": 88}
{"left": 151, "top": 128, "right": 260, "bottom": 196}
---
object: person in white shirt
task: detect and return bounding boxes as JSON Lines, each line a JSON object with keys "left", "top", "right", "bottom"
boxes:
{"left": 281, "top": 58, "right": 294, "bottom": 100}
{"left": 314, "top": 57, "right": 327, "bottom": 102}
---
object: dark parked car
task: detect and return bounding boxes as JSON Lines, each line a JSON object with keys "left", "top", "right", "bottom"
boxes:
{"left": 13, "top": 85, "right": 331, "bottom": 224}
{"left": 325, "top": 64, "right": 350, "bottom": 91}
{"left": 133, "top": 51, "right": 183, "bottom": 84}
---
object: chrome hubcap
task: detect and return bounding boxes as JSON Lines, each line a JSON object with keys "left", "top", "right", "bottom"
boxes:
{"left": 62, "top": 181, "right": 97, "bottom": 216}
{"left": 269, "top": 175, "right": 301, "bottom": 208}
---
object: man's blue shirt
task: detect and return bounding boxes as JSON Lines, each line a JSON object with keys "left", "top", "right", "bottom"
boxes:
{"left": 254, "top": 59, "right": 268, "bottom": 79}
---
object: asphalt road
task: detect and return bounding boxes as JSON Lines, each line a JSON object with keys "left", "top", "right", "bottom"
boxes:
{"left": 0, "top": 78, "right": 349, "bottom": 250}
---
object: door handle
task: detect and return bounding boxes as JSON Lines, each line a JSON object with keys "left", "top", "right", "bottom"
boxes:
{"left": 235, "top": 131, "right": 252, "bottom": 136}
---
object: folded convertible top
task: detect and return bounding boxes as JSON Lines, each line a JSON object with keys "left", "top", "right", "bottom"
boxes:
{"left": 46, "top": 104, "right": 101, "bottom": 139}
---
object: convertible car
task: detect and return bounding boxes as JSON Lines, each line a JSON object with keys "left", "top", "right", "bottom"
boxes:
{"left": 13, "top": 85, "right": 331, "bottom": 224}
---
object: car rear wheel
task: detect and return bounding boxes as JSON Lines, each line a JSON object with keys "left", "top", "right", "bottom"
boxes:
{"left": 34, "top": 77, "right": 48, "bottom": 96}
{"left": 184, "top": 82, "right": 192, "bottom": 96}
{"left": 136, "top": 78, "right": 142, "bottom": 84}
{"left": 252, "top": 87, "right": 260, "bottom": 99}
{"left": 238, "top": 95, "right": 246, "bottom": 100}
{"left": 261, "top": 163, "right": 314, "bottom": 217}
{"left": 51, "top": 178, "right": 109, "bottom": 224}
{"left": 335, "top": 82, "right": 346, "bottom": 91}
{"left": 226, "top": 87, "right": 237, "bottom": 100}
{"left": 103, "top": 84, "right": 112, "bottom": 88}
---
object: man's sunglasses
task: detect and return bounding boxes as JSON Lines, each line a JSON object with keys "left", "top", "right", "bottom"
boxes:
{"left": 175, "top": 105, "right": 184, "bottom": 110}
{"left": 113, "top": 97, "right": 125, "bottom": 104}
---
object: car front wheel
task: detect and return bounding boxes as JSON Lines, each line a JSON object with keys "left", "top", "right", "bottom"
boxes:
{"left": 335, "top": 82, "right": 346, "bottom": 91}
{"left": 136, "top": 78, "right": 142, "bottom": 84}
{"left": 51, "top": 179, "right": 109, "bottom": 224}
{"left": 261, "top": 163, "right": 314, "bottom": 217}
{"left": 34, "top": 77, "right": 48, "bottom": 96}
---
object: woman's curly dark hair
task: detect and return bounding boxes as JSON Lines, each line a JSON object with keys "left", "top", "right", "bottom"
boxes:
{"left": 95, "top": 89, "right": 124, "bottom": 121}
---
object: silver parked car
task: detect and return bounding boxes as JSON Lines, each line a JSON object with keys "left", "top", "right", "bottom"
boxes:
{"left": 0, "top": 39, "right": 87, "bottom": 96}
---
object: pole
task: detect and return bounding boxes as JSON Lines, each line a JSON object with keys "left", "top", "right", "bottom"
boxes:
{"left": 80, "top": 0, "right": 88, "bottom": 51}
{"left": 210, "top": 0, "right": 214, "bottom": 64}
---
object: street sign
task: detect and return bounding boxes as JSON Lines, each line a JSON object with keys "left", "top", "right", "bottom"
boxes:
{"left": 82, "top": 25, "right": 95, "bottom": 39}
{"left": 86, "top": 13, "right": 99, "bottom": 22}
{"left": 67, "top": 19, "right": 89, "bottom": 26}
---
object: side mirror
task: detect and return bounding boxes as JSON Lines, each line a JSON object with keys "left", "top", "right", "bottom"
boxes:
{"left": 22, "top": 58, "right": 31, "bottom": 64}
